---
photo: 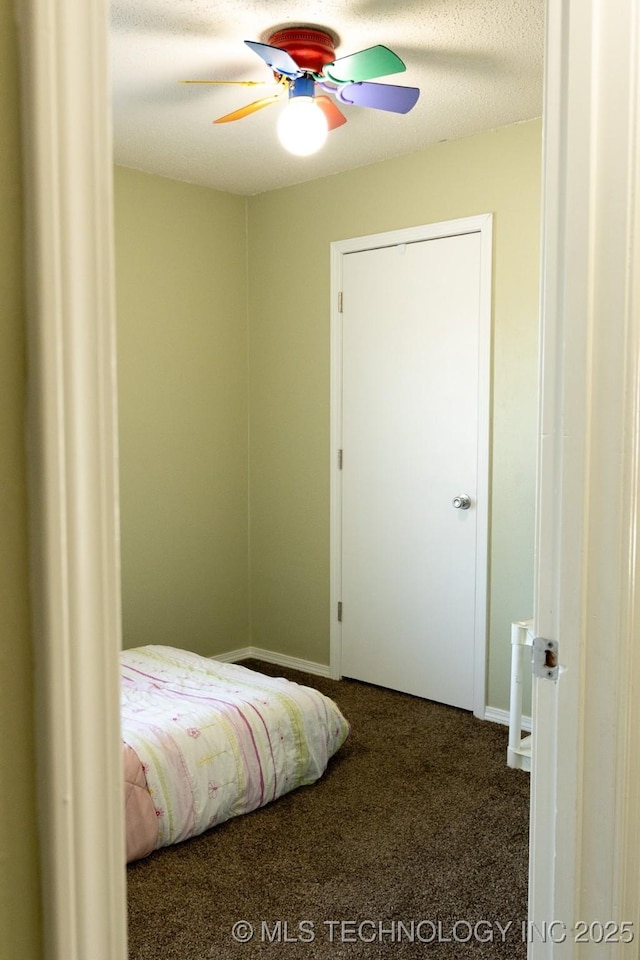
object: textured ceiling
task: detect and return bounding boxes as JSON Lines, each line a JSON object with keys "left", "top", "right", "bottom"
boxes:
{"left": 110, "top": 0, "right": 545, "bottom": 196}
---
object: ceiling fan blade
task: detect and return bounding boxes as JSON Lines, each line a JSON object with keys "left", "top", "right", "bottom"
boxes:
{"left": 244, "top": 40, "right": 303, "bottom": 79}
{"left": 336, "top": 82, "right": 419, "bottom": 114}
{"left": 322, "top": 45, "right": 406, "bottom": 84}
{"left": 180, "top": 80, "right": 267, "bottom": 87}
{"left": 213, "top": 94, "right": 282, "bottom": 124}
{"left": 315, "top": 95, "right": 347, "bottom": 131}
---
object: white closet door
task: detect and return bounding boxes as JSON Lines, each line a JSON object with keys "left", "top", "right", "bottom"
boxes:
{"left": 340, "top": 232, "right": 483, "bottom": 710}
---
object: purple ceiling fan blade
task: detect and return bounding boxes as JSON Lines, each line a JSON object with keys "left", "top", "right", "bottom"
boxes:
{"left": 336, "top": 82, "right": 419, "bottom": 114}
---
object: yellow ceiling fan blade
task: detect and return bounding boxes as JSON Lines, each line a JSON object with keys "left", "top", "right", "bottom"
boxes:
{"left": 213, "top": 94, "right": 282, "bottom": 124}
{"left": 179, "top": 79, "right": 267, "bottom": 86}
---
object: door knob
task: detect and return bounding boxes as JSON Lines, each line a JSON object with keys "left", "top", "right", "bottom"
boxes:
{"left": 452, "top": 494, "right": 471, "bottom": 510}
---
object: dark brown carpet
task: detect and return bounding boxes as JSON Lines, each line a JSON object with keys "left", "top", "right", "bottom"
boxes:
{"left": 127, "top": 660, "right": 529, "bottom": 959}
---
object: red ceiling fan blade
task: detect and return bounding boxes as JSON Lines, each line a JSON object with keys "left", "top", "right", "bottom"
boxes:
{"left": 315, "top": 95, "right": 347, "bottom": 130}
{"left": 213, "top": 94, "right": 282, "bottom": 124}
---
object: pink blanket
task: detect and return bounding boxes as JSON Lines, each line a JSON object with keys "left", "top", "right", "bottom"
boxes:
{"left": 123, "top": 743, "right": 158, "bottom": 862}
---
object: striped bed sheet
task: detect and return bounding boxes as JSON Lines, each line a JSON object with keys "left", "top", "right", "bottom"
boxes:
{"left": 121, "top": 645, "right": 350, "bottom": 862}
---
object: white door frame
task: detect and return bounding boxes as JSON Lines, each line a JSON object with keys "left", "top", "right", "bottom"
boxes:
{"left": 528, "top": 0, "right": 640, "bottom": 953}
{"left": 17, "top": 0, "right": 640, "bottom": 958}
{"left": 17, "top": 2, "right": 127, "bottom": 958}
{"left": 329, "top": 216, "right": 493, "bottom": 720}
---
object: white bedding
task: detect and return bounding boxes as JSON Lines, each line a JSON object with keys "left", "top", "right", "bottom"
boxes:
{"left": 121, "top": 645, "right": 349, "bottom": 858}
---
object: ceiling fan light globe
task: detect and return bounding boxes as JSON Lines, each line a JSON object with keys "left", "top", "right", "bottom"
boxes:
{"left": 277, "top": 97, "right": 328, "bottom": 156}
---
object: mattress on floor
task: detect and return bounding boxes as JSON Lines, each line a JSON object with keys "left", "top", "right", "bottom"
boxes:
{"left": 121, "top": 645, "right": 349, "bottom": 862}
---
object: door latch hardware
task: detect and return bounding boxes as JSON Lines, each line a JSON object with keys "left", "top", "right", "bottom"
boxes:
{"left": 532, "top": 636, "right": 559, "bottom": 680}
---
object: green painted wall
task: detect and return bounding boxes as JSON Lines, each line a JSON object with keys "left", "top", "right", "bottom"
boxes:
{"left": 114, "top": 122, "right": 540, "bottom": 712}
{"left": 114, "top": 168, "right": 250, "bottom": 656}
{"left": 0, "top": 2, "right": 42, "bottom": 956}
{"left": 247, "top": 120, "right": 541, "bottom": 711}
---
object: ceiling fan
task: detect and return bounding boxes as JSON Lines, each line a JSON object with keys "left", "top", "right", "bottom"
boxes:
{"left": 181, "top": 26, "right": 420, "bottom": 156}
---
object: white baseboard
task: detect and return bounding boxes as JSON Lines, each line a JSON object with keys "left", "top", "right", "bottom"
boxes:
{"left": 214, "top": 652, "right": 532, "bottom": 727}
{"left": 484, "top": 705, "right": 532, "bottom": 733}
{"left": 214, "top": 646, "right": 254, "bottom": 664}
{"left": 214, "top": 646, "right": 331, "bottom": 678}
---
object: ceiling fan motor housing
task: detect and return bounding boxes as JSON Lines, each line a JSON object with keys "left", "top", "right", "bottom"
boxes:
{"left": 268, "top": 27, "right": 336, "bottom": 73}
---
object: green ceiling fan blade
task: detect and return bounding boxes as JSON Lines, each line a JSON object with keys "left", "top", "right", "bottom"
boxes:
{"left": 322, "top": 45, "right": 406, "bottom": 84}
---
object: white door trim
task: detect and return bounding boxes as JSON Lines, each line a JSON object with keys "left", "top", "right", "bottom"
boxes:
{"left": 529, "top": 0, "right": 640, "bottom": 954}
{"left": 330, "top": 215, "right": 493, "bottom": 719}
{"left": 17, "top": 2, "right": 127, "bottom": 959}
